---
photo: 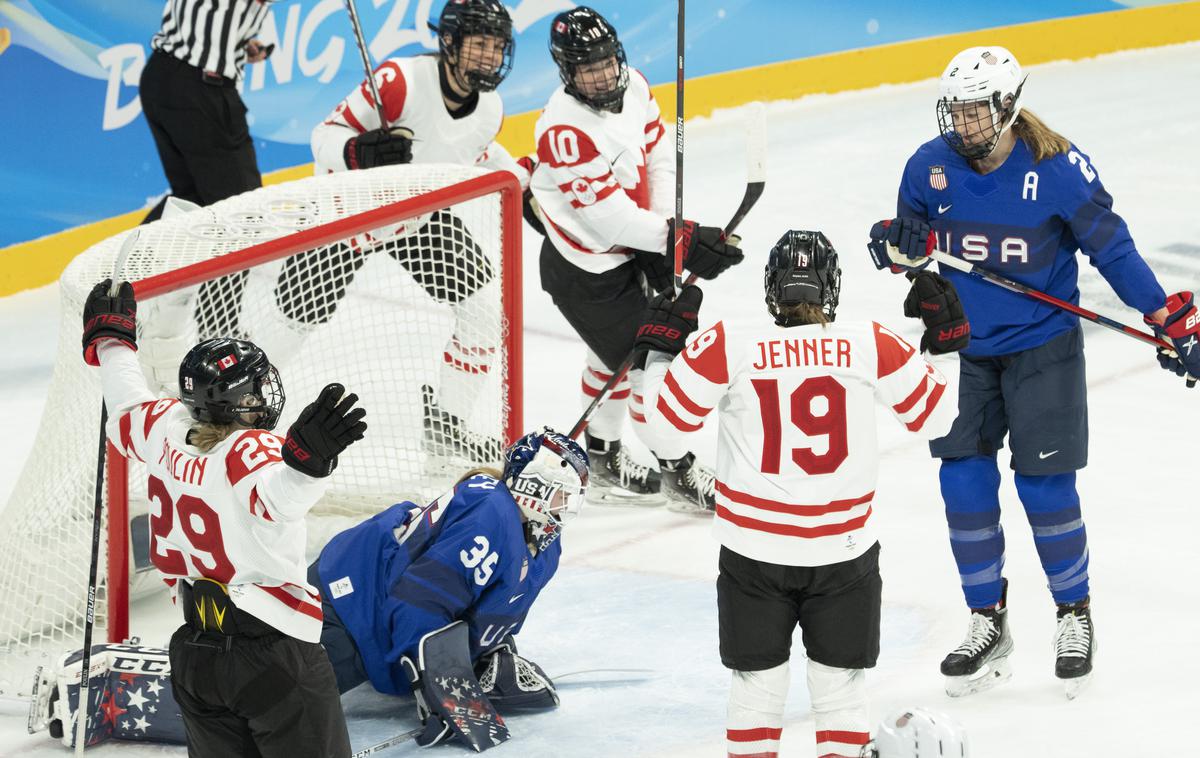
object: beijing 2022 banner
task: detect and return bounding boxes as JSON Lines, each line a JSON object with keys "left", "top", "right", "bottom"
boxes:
{"left": 0, "top": 0, "right": 1157, "bottom": 246}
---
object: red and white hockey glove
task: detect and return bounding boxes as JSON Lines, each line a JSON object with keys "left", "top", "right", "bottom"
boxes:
{"left": 82, "top": 279, "right": 137, "bottom": 366}
{"left": 868, "top": 218, "right": 935, "bottom": 273}
{"left": 1146, "top": 291, "right": 1200, "bottom": 388}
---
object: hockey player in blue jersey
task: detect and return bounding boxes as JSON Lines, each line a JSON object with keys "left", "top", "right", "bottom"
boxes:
{"left": 308, "top": 427, "right": 588, "bottom": 745}
{"left": 868, "top": 46, "right": 1200, "bottom": 699}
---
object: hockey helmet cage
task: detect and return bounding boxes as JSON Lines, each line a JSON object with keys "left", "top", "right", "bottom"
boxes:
{"left": 937, "top": 46, "right": 1026, "bottom": 160}
{"left": 764, "top": 230, "right": 842, "bottom": 325}
{"left": 178, "top": 338, "right": 285, "bottom": 430}
{"left": 869, "top": 707, "right": 969, "bottom": 758}
{"left": 503, "top": 428, "right": 589, "bottom": 554}
{"left": 549, "top": 6, "right": 629, "bottom": 112}
{"left": 432, "top": 0, "right": 514, "bottom": 92}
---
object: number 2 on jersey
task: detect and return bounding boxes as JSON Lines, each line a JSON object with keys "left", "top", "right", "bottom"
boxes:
{"left": 751, "top": 377, "right": 848, "bottom": 475}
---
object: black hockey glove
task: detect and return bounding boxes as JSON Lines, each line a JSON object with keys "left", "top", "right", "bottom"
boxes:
{"left": 904, "top": 271, "right": 970, "bottom": 354}
{"left": 516, "top": 156, "right": 547, "bottom": 237}
{"left": 343, "top": 127, "right": 413, "bottom": 170}
{"left": 282, "top": 383, "right": 367, "bottom": 477}
{"left": 868, "top": 217, "right": 934, "bottom": 273}
{"left": 82, "top": 279, "right": 137, "bottom": 366}
{"left": 633, "top": 250, "right": 672, "bottom": 294}
{"left": 635, "top": 285, "right": 703, "bottom": 357}
{"left": 474, "top": 635, "right": 560, "bottom": 712}
{"left": 672, "top": 218, "right": 744, "bottom": 280}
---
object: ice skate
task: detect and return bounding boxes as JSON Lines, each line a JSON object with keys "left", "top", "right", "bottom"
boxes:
{"left": 585, "top": 435, "right": 666, "bottom": 506}
{"left": 941, "top": 581, "right": 1014, "bottom": 697}
{"left": 422, "top": 385, "right": 504, "bottom": 466}
{"left": 658, "top": 453, "right": 716, "bottom": 515}
{"left": 1054, "top": 597, "right": 1094, "bottom": 700}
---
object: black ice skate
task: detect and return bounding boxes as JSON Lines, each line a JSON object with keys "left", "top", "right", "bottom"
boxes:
{"left": 941, "top": 580, "right": 1014, "bottom": 697}
{"left": 584, "top": 435, "right": 665, "bottom": 506}
{"left": 1054, "top": 597, "right": 1095, "bottom": 700}
{"left": 421, "top": 385, "right": 503, "bottom": 466}
{"left": 657, "top": 452, "right": 716, "bottom": 515}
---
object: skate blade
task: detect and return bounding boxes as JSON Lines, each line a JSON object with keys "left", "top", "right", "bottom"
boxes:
{"left": 945, "top": 657, "right": 1013, "bottom": 697}
{"left": 1062, "top": 673, "right": 1092, "bottom": 700}
{"left": 666, "top": 500, "right": 714, "bottom": 516}
{"left": 586, "top": 487, "right": 667, "bottom": 508}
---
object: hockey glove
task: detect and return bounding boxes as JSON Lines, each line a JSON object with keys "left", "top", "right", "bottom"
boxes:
{"left": 635, "top": 285, "right": 703, "bottom": 357}
{"left": 474, "top": 635, "right": 560, "bottom": 712}
{"left": 343, "top": 126, "right": 413, "bottom": 170}
{"left": 1146, "top": 291, "right": 1200, "bottom": 388}
{"left": 82, "top": 279, "right": 137, "bottom": 366}
{"left": 672, "top": 219, "right": 744, "bottom": 280}
{"left": 282, "top": 383, "right": 367, "bottom": 477}
{"left": 868, "top": 218, "right": 935, "bottom": 273}
{"left": 904, "top": 270, "right": 970, "bottom": 354}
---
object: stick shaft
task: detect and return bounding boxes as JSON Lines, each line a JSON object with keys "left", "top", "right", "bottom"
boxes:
{"left": 344, "top": 0, "right": 387, "bottom": 127}
{"left": 672, "top": 0, "right": 685, "bottom": 294}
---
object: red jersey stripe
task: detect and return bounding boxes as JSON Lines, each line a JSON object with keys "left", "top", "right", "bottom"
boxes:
{"left": 905, "top": 377, "right": 947, "bottom": 432}
{"left": 892, "top": 371, "right": 931, "bottom": 415}
{"left": 656, "top": 394, "right": 703, "bottom": 432}
{"left": 816, "top": 730, "right": 870, "bottom": 745}
{"left": 581, "top": 378, "right": 630, "bottom": 400}
{"left": 664, "top": 371, "right": 712, "bottom": 418}
{"left": 716, "top": 480, "right": 874, "bottom": 516}
{"left": 260, "top": 585, "right": 323, "bottom": 621}
{"left": 727, "top": 727, "right": 783, "bottom": 742}
{"left": 716, "top": 504, "right": 872, "bottom": 538}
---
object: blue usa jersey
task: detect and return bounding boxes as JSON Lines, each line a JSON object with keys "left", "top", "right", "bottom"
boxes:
{"left": 898, "top": 136, "right": 1165, "bottom": 356}
{"left": 315, "top": 474, "right": 560, "bottom": 696}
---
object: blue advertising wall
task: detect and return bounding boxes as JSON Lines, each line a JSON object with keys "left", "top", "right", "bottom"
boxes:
{"left": 0, "top": 0, "right": 1194, "bottom": 292}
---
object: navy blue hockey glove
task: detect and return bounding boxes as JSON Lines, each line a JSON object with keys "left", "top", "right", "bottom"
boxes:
{"left": 344, "top": 126, "right": 413, "bottom": 169}
{"left": 635, "top": 285, "right": 703, "bottom": 357}
{"left": 672, "top": 218, "right": 744, "bottom": 280}
{"left": 282, "top": 383, "right": 367, "bottom": 477}
{"left": 1146, "top": 291, "right": 1200, "bottom": 388}
{"left": 82, "top": 279, "right": 137, "bottom": 366}
{"left": 904, "top": 271, "right": 970, "bottom": 354}
{"left": 869, "top": 218, "right": 934, "bottom": 273}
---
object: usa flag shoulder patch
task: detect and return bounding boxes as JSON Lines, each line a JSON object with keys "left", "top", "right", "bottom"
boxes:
{"left": 929, "top": 165, "right": 948, "bottom": 191}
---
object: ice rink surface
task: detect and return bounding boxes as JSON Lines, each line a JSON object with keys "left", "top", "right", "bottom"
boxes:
{"left": 2, "top": 42, "right": 1198, "bottom": 757}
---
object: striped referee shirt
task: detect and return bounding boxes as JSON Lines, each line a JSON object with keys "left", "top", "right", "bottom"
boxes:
{"left": 151, "top": 0, "right": 271, "bottom": 82}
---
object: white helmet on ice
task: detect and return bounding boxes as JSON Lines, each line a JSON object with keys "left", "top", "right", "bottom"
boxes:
{"left": 937, "top": 46, "right": 1026, "bottom": 160}
{"left": 866, "top": 707, "right": 969, "bottom": 757}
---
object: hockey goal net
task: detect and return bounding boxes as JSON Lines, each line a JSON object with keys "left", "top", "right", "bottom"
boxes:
{"left": 0, "top": 165, "right": 522, "bottom": 696}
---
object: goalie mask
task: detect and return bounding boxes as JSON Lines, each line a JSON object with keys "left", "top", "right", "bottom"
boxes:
{"left": 432, "top": 0, "right": 514, "bottom": 92}
{"left": 503, "top": 428, "right": 589, "bottom": 554}
{"left": 866, "top": 707, "right": 969, "bottom": 758}
{"left": 937, "top": 46, "right": 1026, "bottom": 160}
{"left": 178, "top": 338, "right": 285, "bottom": 430}
{"left": 764, "top": 229, "right": 842, "bottom": 325}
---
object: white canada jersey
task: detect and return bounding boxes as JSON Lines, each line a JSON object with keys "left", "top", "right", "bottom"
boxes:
{"left": 530, "top": 70, "right": 672, "bottom": 273}
{"left": 311, "top": 55, "right": 524, "bottom": 184}
{"left": 97, "top": 342, "right": 326, "bottom": 642}
{"left": 645, "top": 318, "right": 960, "bottom": 567}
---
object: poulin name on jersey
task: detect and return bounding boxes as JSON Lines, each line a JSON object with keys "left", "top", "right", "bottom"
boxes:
{"left": 752, "top": 337, "right": 853, "bottom": 371}
{"left": 158, "top": 439, "right": 208, "bottom": 486}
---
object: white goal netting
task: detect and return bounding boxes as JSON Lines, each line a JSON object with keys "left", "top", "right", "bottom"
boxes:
{"left": 0, "top": 164, "right": 520, "bottom": 696}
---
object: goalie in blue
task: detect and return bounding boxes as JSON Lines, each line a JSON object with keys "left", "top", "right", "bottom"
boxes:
{"left": 309, "top": 428, "right": 588, "bottom": 718}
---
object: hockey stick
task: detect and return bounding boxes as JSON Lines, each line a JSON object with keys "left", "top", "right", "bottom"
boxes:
{"left": 351, "top": 727, "right": 424, "bottom": 758}
{"left": 930, "top": 250, "right": 1172, "bottom": 351}
{"left": 672, "top": 0, "right": 686, "bottom": 294}
{"left": 568, "top": 102, "right": 767, "bottom": 439}
{"left": 73, "top": 230, "right": 138, "bottom": 755}
{"left": 342, "top": 0, "right": 388, "bottom": 127}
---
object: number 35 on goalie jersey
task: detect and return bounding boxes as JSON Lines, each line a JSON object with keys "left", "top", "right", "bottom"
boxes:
{"left": 645, "top": 319, "right": 960, "bottom": 567}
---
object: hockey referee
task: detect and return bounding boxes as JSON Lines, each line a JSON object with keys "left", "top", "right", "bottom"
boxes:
{"left": 139, "top": 0, "right": 273, "bottom": 224}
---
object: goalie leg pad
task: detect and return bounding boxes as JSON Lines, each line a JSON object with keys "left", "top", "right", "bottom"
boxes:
{"left": 475, "top": 647, "right": 559, "bottom": 712}
{"left": 402, "top": 621, "right": 510, "bottom": 753}
{"left": 727, "top": 661, "right": 788, "bottom": 758}
{"left": 807, "top": 659, "right": 870, "bottom": 757}
{"left": 41, "top": 643, "right": 184, "bottom": 748}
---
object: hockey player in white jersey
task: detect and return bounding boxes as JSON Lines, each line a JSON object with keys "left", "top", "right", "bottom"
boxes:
{"left": 635, "top": 231, "right": 968, "bottom": 758}
{"left": 277, "top": 0, "right": 524, "bottom": 464}
{"left": 81, "top": 279, "right": 367, "bottom": 757}
{"left": 529, "top": 6, "right": 744, "bottom": 507}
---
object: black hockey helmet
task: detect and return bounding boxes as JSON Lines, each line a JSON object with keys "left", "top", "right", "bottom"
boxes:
{"left": 432, "top": 0, "right": 513, "bottom": 92}
{"left": 178, "top": 338, "right": 285, "bottom": 430}
{"left": 549, "top": 6, "right": 629, "bottom": 112}
{"left": 764, "top": 230, "right": 842, "bottom": 325}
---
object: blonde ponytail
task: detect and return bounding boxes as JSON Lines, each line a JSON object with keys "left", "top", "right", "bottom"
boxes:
{"left": 186, "top": 422, "right": 243, "bottom": 453}
{"left": 1011, "top": 109, "right": 1071, "bottom": 162}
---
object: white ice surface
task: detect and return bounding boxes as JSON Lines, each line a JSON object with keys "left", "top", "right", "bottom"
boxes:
{"left": 2, "top": 42, "right": 1199, "bottom": 757}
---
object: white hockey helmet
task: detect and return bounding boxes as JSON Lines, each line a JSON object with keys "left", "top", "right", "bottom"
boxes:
{"left": 937, "top": 46, "right": 1026, "bottom": 160}
{"left": 868, "top": 707, "right": 969, "bottom": 758}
